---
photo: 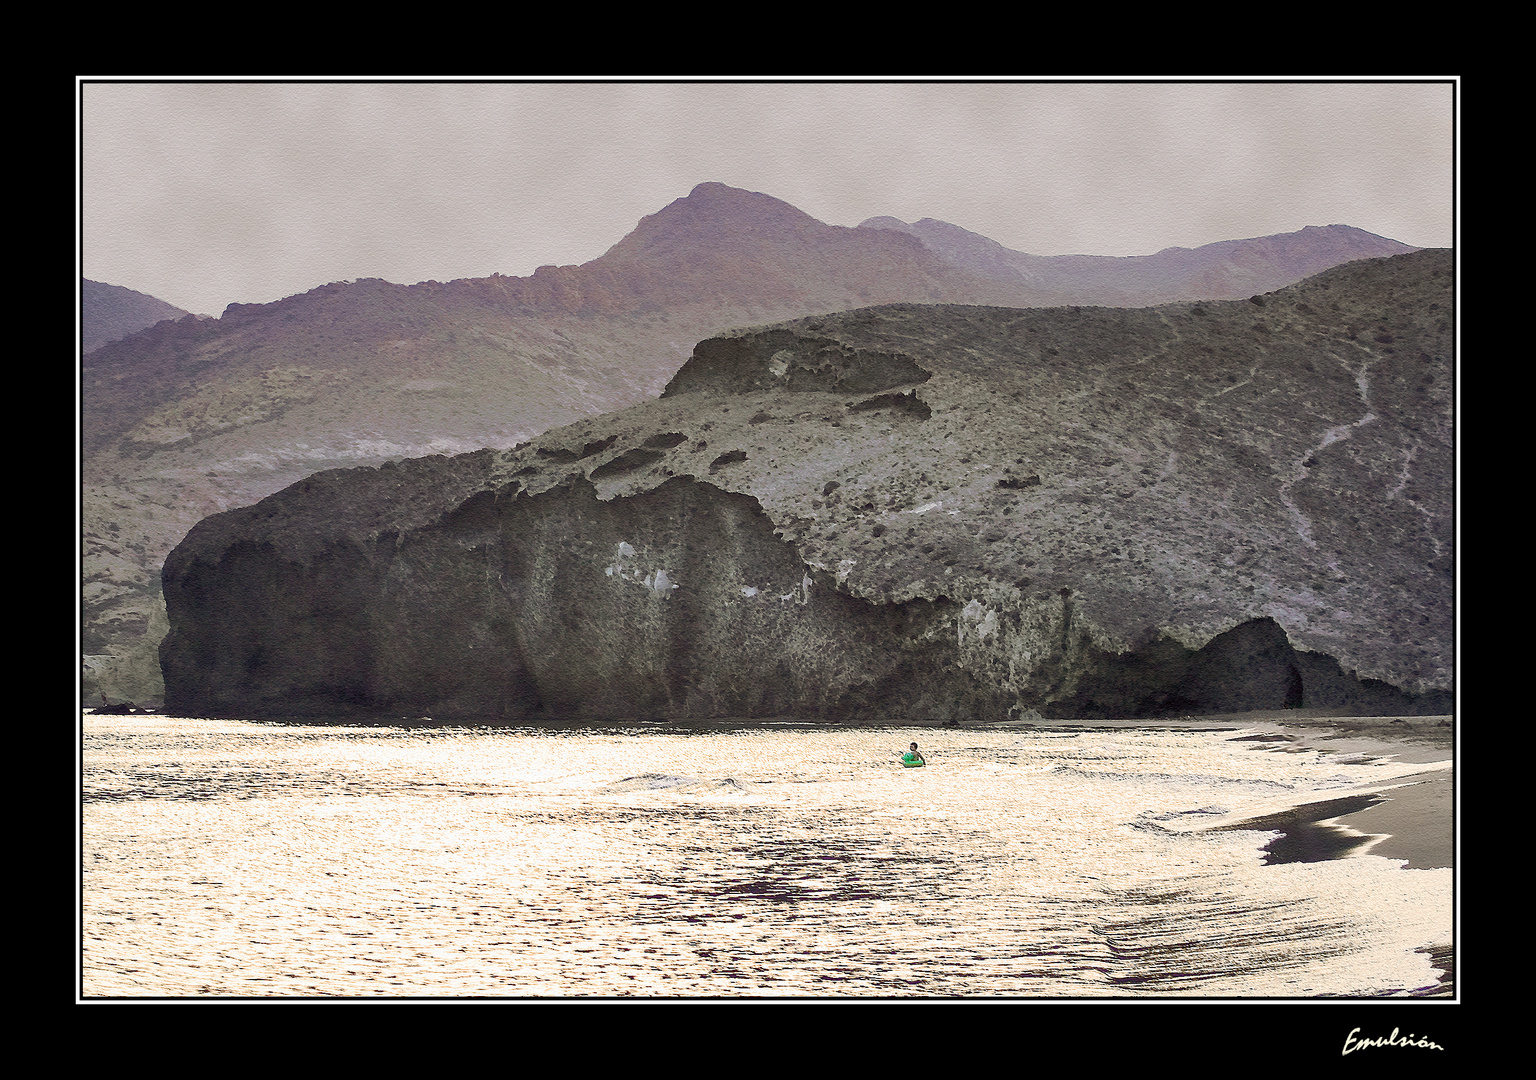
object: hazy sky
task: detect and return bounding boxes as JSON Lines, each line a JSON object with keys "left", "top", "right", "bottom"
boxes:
{"left": 79, "top": 79, "right": 1456, "bottom": 318}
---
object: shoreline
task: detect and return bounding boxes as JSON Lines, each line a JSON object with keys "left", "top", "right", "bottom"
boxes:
{"left": 983, "top": 710, "right": 1454, "bottom": 868}
{"left": 87, "top": 710, "right": 1453, "bottom": 866}
{"left": 100, "top": 711, "right": 1451, "bottom": 870}
{"left": 988, "top": 709, "right": 1455, "bottom": 997}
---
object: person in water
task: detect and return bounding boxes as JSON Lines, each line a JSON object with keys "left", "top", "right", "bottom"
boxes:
{"left": 903, "top": 742, "right": 926, "bottom": 766}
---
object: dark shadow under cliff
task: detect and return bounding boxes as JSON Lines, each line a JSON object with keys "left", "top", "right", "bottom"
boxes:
{"left": 162, "top": 474, "right": 1445, "bottom": 723}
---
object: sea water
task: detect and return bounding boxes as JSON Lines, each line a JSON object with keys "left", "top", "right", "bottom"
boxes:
{"left": 80, "top": 715, "right": 1452, "bottom": 998}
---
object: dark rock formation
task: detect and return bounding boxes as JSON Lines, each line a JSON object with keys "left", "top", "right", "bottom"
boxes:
{"left": 88, "top": 700, "right": 151, "bottom": 715}
{"left": 87, "top": 184, "right": 1439, "bottom": 705}
{"left": 161, "top": 249, "right": 1453, "bottom": 722}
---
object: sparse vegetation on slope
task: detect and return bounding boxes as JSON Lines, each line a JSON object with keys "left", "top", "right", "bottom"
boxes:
{"left": 83, "top": 185, "right": 1447, "bottom": 704}
{"left": 159, "top": 250, "right": 1452, "bottom": 721}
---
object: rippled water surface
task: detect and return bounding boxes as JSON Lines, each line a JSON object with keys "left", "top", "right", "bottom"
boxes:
{"left": 81, "top": 716, "right": 1451, "bottom": 997}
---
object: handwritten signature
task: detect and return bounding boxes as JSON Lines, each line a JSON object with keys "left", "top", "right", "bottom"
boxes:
{"left": 1342, "top": 1027, "right": 1444, "bottom": 1055}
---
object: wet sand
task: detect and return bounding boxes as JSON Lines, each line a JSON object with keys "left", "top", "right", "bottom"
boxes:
{"left": 974, "top": 709, "right": 1454, "bottom": 870}
{"left": 977, "top": 708, "right": 1456, "bottom": 997}
{"left": 1193, "top": 710, "right": 1454, "bottom": 871}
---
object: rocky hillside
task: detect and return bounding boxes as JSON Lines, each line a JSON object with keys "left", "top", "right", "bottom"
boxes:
{"left": 85, "top": 183, "right": 1439, "bottom": 705}
{"left": 160, "top": 249, "right": 1453, "bottom": 722}
{"left": 85, "top": 184, "right": 1015, "bottom": 704}
{"left": 82, "top": 279, "right": 194, "bottom": 354}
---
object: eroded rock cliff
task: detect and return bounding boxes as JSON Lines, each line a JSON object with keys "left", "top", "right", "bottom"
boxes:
{"left": 161, "top": 250, "right": 1453, "bottom": 720}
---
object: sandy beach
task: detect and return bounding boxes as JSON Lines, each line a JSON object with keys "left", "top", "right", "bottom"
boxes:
{"left": 973, "top": 708, "right": 1456, "bottom": 996}
{"left": 1232, "top": 713, "right": 1452, "bottom": 872}
{"left": 970, "top": 709, "right": 1454, "bottom": 871}
{"left": 1207, "top": 710, "right": 1455, "bottom": 997}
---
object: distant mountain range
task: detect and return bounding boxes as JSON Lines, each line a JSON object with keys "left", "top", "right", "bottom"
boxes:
{"left": 80, "top": 182, "right": 1430, "bottom": 703}
{"left": 858, "top": 216, "right": 1418, "bottom": 306}
{"left": 159, "top": 250, "right": 1455, "bottom": 722}
{"left": 82, "top": 279, "right": 195, "bottom": 354}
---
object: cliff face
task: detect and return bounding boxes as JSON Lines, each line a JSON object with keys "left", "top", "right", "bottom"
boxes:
{"left": 87, "top": 184, "right": 1440, "bottom": 706}
{"left": 161, "top": 250, "right": 1453, "bottom": 721}
{"left": 163, "top": 470, "right": 978, "bottom": 720}
{"left": 82, "top": 183, "right": 1023, "bottom": 704}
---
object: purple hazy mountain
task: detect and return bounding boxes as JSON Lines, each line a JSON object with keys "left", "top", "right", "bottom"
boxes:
{"left": 858, "top": 217, "right": 1420, "bottom": 306}
{"left": 81, "top": 182, "right": 1442, "bottom": 705}
{"left": 83, "top": 279, "right": 195, "bottom": 354}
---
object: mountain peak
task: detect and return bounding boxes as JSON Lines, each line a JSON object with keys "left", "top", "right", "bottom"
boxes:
{"left": 636, "top": 182, "right": 825, "bottom": 236}
{"left": 594, "top": 182, "right": 855, "bottom": 277}
{"left": 686, "top": 181, "right": 746, "bottom": 198}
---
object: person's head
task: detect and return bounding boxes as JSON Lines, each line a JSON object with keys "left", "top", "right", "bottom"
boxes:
{"left": 910, "top": 742, "right": 918, "bottom": 751}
